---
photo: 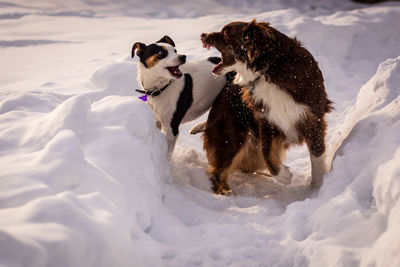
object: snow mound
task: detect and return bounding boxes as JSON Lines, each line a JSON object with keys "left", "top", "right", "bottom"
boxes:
{"left": 318, "top": 56, "right": 400, "bottom": 267}
{"left": 0, "top": 93, "right": 170, "bottom": 266}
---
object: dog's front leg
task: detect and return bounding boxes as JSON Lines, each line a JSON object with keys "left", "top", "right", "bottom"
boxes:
{"left": 165, "top": 127, "right": 178, "bottom": 160}
{"left": 301, "top": 118, "right": 328, "bottom": 189}
{"left": 310, "top": 154, "right": 327, "bottom": 189}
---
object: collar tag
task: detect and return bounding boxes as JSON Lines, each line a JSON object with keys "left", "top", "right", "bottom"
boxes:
{"left": 138, "top": 94, "right": 148, "bottom": 101}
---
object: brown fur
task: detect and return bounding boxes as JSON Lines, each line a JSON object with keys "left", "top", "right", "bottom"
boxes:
{"left": 204, "top": 83, "right": 264, "bottom": 193}
{"left": 145, "top": 55, "right": 158, "bottom": 68}
{"left": 202, "top": 20, "right": 333, "bottom": 194}
{"left": 144, "top": 47, "right": 168, "bottom": 68}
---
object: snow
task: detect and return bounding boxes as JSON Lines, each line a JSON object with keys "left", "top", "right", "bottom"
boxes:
{"left": 1, "top": 0, "right": 400, "bottom": 266}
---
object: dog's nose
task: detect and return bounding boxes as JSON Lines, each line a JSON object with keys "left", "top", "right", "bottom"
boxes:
{"left": 201, "top": 33, "right": 206, "bottom": 38}
{"left": 179, "top": 55, "right": 186, "bottom": 63}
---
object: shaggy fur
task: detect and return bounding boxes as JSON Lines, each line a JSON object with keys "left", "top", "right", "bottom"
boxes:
{"left": 201, "top": 20, "right": 333, "bottom": 194}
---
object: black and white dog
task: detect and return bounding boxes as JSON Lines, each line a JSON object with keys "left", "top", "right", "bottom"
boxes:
{"left": 132, "top": 36, "right": 229, "bottom": 158}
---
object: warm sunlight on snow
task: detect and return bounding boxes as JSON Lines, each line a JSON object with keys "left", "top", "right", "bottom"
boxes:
{"left": 1, "top": 0, "right": 400, "bottom": 266}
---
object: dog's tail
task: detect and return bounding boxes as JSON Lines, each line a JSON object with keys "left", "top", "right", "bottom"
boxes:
{"left": 325, "top": 98, "right": 334, "bottom": 113}
{"left": 189, "top": 121, "right": 207, "bottom": 135}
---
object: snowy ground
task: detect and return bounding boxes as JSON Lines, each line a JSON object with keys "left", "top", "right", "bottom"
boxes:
{"left": 1, "top": 0, "right": 400, "bottom": 266}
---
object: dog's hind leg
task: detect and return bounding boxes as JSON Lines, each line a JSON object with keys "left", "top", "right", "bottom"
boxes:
{"left": 260, "top": 124, "right": 292, "bottom": 184}
{"left": 260, "top": 124, "right": 282, "bottom": 175}
{"left": 205, "top": 141, "right": 241, "bottom": 194}
{"left": 165, "top": 128, "right": 178, "bottom": 160}
{"left": 204, "top": 127, "right": 246, "bottom": 194}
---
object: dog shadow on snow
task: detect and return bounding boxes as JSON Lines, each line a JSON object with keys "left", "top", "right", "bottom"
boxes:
{"left": 170, "top": 147, "right": 318, "bottom": 204}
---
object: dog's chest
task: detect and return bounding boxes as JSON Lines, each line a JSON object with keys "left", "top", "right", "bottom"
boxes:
{"left": 251, "top": 80, "right": 309, "bottom": 140}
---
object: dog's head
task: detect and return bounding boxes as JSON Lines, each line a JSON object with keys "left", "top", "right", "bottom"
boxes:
{"left": 132, "top": 35, "right": 186, "bottom": 79}
{"left": 201, "top": 19, "right": 287, "bottom": 75}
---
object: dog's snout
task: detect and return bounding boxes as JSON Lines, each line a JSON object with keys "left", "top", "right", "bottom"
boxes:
{"left": 201, "top": 33, "right": 207, "bottom": 38}
{"left": 179, "top": 55, "right": 186, "bottom": 63}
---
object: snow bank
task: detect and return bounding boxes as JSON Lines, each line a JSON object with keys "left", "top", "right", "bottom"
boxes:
{"left": 0, "top": 92, "right": 170, "bottom": 266}
{"left": 337, "top": 56, "right": 400, "bottom": 267}
{"left": 303, "top": 56, "right": 400, "bottom": 267}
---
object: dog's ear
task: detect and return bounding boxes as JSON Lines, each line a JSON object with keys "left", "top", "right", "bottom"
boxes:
{"left": 242, "top": 19, "right": 264, "bottom": 64}
{"left": 242, "top": 19, "right": 272, "bottom": 43}
{"left": 132, "top": 42, "right": 146, "bottom": 58}
{"left": 242, "top": 19, "right": 258, "bottom": 44}
{"left": 243, "top": 19, "right": 274, "bottom": 65}
{"left": 157, "top": 35, "right": 175, "bottom": 47}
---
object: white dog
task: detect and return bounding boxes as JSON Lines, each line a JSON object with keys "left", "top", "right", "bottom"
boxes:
{"left": 132, "top": 35, "right": 230, "bottom": 158}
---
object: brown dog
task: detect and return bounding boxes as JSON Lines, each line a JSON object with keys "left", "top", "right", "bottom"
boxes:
{"left": 201, "top": 19, "right": 333, "bottom": 194}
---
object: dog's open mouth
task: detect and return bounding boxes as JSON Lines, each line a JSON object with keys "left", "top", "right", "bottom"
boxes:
{"left": 203, "top": 42, "right": 213, "bottom": 50}
{"left": 167, "top": 66, "right": 183, "bottom": 78}
{"left": 201, "top": 39, "right": 225, "bottom": 74}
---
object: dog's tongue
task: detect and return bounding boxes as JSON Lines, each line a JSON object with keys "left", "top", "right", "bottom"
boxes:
{"left": 167, "top": 66, "right": 182, "bottom": 77}
{"left": 213, "top": 61, "right": 223, "bottom": 73}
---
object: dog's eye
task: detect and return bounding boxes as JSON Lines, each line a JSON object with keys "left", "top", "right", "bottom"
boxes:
{"left": 223, "top": 30, "right": 229, "bottom": 37}
{"left": 158, "top": 50, "right": 167, "bottom": 58}
{"left": 174, "top": 49, "right": 177, "bottom": 53}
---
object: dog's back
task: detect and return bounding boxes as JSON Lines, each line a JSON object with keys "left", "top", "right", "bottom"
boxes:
{"left": 178, "top": 57, "right": 227, "bottom": 123}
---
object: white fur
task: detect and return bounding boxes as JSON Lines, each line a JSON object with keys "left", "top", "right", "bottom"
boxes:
{"left": 218, "top": 61, "right": 260, "bottom": 85}
{"left": 221, "top": 60, "right": 309, "bottom": 140}
{"left": 251, "top": 77, "right": 309, "bottom": 142}
{"left": 136, "top": 43, "right": 227, "bottom": 158}
{"left": 230, "top": 60, "right": 325, "bottom": 185}
{"left": 310, "top": 154, "right": 327, "bottom": 188}
{"left": 231, "top": 61, "right": 260, "bottom": 86}
{"left": 222, "top": 61, "right": 309, "bottom": 141}
{"left": 137, "top": 44, "right": 183, "bottom": 90}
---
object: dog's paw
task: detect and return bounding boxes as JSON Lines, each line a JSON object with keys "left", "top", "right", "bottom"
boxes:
{"left": 189, "top": 121, "right": 207, "bottom": 135}
{"left": 274, "top": 165, "right": 293, "bottom": 185}
{"left": 210, "top": 176, "right": 233, "bottom": 195}
{"left": 213, "top": 182, "right": 233, "bottom": 195}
